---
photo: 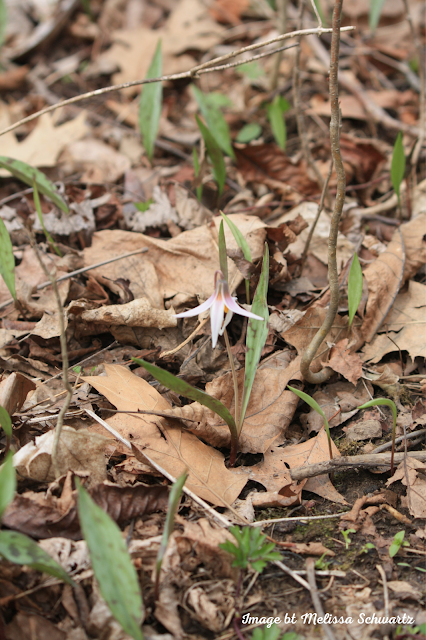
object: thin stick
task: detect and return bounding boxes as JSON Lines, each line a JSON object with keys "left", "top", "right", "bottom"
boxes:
{"left": 30, "top": 240, "right": 72, "bottom": 478}
{"left": 0, "top": 248, "right": 149, "bottom": 312}
{"left": 270, "top": 0, "right": 287, "bottom": 91}
{"left": 301, "top": 0, "right": 346, "bottom": 384}
{"left": 0, "top": 27, "right": 354, "bottom": 140}
{"left": 306, "top": 558, "right": 337, "bottom": 640}
{"left": 223, "top": 328, "right": 240, "bottom": 431}
{"left": 252, "top": 512, "right": 349, "bottom": 527}
{"left": 376, "top": 565, "right": 390, "bottom": 618}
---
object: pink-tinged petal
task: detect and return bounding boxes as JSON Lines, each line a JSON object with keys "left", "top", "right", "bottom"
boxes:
{"left": 210, "top": 295, "right": 225, "bottom": 348}
{"left": 222, "top": 290, "right": 264, "bottom": 321}
{"left": 174, "top": 291, "right": 217, "bottom": 318}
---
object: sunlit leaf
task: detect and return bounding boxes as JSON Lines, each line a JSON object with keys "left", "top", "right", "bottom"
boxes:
{"left": 348, "top": 253, "right": 363, "bottom": 327}
{"left": 239, "top": 244, "right": 269, "bottom": 432}
{"left": 369, "top": 0, "right": 386, "bottom": 30}
{"left": 139, "top": 40, "right": 162, "bottom": 162}
{"left": 77, "top": 480, "right": 144, "bottom": 640}
{"left": 236, "top": 123, "right": 262, "bottom": 144}
{"left": 155, "top": 471, "right": 187, "bottom": 597}
{"left": 0, "top": 452, "right": 16, "bottom": 518}
{"left": 287, "top": 386, "right": 333, "bottom": 460}
{"left": 0, "top": 218, "right": 16, "bottom": 300}
{"left": 132, "top": 358, "right": 238, "bottom": 445}
{"left": 192, "top": 85, "right": 234, "bottom": 158}
{"left": 267, "top": 96, "right": 289, "bottom": 150}
{"left": 0, "top": 157, "right": 68, "bottom": 212}
{"left": 0, "top": 531, "right": 74, "bottom": 584}
{"left": 32, "top": 179, "right": 62, "bottom": 256}
{"left": 390, "top": 132, "right": 406, "bottom": 199}
{"left": 218, "top": 220, "right": 228, "bottom": 282}
{"left": 196, "top": 116, "right": 226, "bottom": 197}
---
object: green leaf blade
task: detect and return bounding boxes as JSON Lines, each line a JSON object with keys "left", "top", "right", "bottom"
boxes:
{"left": 390, "top": 132, "right": 406, "bottom": 199}
{"left": 77, "top": 480, "right": 144, "bottom": 640}
{"left": 0, "top": 218, "right": 16, "bottom": 300}
{"left": 196, "top": 116, "right": 226, "bottom": 197}
{"left": 218, "top": 220, "right": 228, "bottom": 282}
{"left": 0, "top": 157, "right": 68, "bottom": 213}
{"left": 236, "top": 123, "right": 262, "bottom": 144}
{"left": 348, "top": 253, "right": 363, "bottom": 327}
{"left": 192, "top": 86, "right": 234, "bottom": 159}
{"left": 139, "top": 40, "right": 163, "bottom": 162}
{"left": 267, "top": 96, "right": 288, "bottom": 150}
{"left": 0, "top": 452, "right": 16, "bottom": 518}
{"left": 0, "top": 405, "right": 12, "bottom": 439}
{"left": 369, "top": 0, "right": 386, "bottom": 30}
{"left": 0, "top": 531, "right": 73, "bottom": 584}
{"left": 220, "top": 212, "right": 252, "bottom": 263}
{"left": 239, "top": 244, "right": 269, "bottom": 431}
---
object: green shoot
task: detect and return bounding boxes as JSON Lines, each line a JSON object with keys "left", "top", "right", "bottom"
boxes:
{"left": 267, "top": 96, "right": 290, "bottom": 150}
{"left": 155, "top": 471, "right": 187, "bottom": 599}
{"left": 348, "top": 253, "right": 363, "bottom": 327}
{"left": 134, "top": 199, "right": 154, "bottom": 212}
{"left": 191, "top": 86, "right": 234, "bottom": 158}
{"left": 218, "top": 220, "right": 228, "bottom": 283}
{"left": 192, "top": 147, "right": 203, "bottom": 201}
{"left": 0, "top": 0, "right": 7, "bottom": 50}
{"left": 139, "top": 40, "right": 162, "bottom": 163}
{"left": 220, "top": 211, "right": 252, "bottom": 303}
{"left": 287, "top": 386, "right": 333, "bottom": 461}
{"left": 357, "top": 398, "right": 397, "bottom": 473}
{"left": 0, "top": 157, "right": 68, "bottom": 212}
{"left": 341, "top": 528, "right": 356, "bottom": 550}
{"left": 236, "top": 123, "right": 262, "bottom": 144}
{"left": 389, "top": 531, "right": 409, "bottom": 558}
{"left": 0, "top": 406, "right": 12, "bottom": 455}
{"left": 219, "top": 526, "right": 281, "bottom": 573}
{"left": 0, "top": 218, "right": 16, "bottom": 301}
{"left": 0, "top": 453, "right": 15, "bottom": 518}
{"left": 369, "top": 0, "right": 386, "bottom": 31}
{"left": 391, "top": 132, "right": 406, "bottom": 212}
{"left": 196, "top": 115, "right": 226, "bottom": 198}
{"left": 33, "top": 178, "right": 62, "bottom": 256}
{"left": 76, "top": 479, "right": 144, "bottom": 640}
{"left": 315, "top": 553, "right": 331, "bottom": 570}
{"left": 361, "top": 542, "right": 376, "bottom": 554}
{"left": 252, "top": 626, "right": 299, "bottom": 640}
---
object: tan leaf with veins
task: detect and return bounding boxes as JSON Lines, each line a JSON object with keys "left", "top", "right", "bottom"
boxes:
{"left": 323, "top": 338, "right": 363, "bottom": 385}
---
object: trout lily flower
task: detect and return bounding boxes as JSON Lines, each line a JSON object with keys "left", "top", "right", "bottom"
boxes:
{"left": 174, "top": 270, "right": 264, "bottom": 348}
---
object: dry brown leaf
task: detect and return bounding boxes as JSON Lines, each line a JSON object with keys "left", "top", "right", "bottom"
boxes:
{"left": 362, "top": 280, "right": 426, "bottom": 362}
{"left": 80, "top": 298, "right": 177, "bottom": 330}
{"left": 82, "top": 214, "right": 266, "bottom": 310}
{"left": 59, "top": 139, "right": 131, "bottom": 183}
{"left": 282, "top": 541, "right": 335, "bottom": 557}
{"left": 323, "top": 339, "right": 363, "bottom": 385}
{"left": 387, "top": 458, "right": 426, "bottom": 519}
{"left": 84, "top": 365, "right": 247, "bottom": 506}
{"left": 210, "top": 0, "right": 249, "bottom": 24}
{"left": 310, "top": 90, "right": 415, "bottom": 121}
{"left": 5, "top": 613, "right": 66, "bottom": 640}
{"left": 0, "top": 372, "right": 36, "bottom": 415}
{"left": 387, "top": 581, "right": 422, "bottom": 601}
{"left": 175, "top": 352, "right": 301, "bottom": 454}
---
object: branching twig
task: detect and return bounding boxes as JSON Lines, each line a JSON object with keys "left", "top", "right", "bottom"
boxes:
{"left": 306, "top": 558, "right": 337, "bottom": 640}
{"left": 301, "top": 0, "right": 345, "bottom": 384}
{"left": 30, "top": 240, "right": 72, "bottom": 478}
{"left": 0, "top": 26, "right": 354, "bottom": 140}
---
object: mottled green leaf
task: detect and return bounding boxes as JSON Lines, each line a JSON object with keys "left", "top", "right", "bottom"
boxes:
{"left": 139, "top": 40, "right": 162, "bottom": 162}
{"left": 0, "top": 157, "right": 68, "bottom": 212}
{"left": 236, "top": 123, "right": 262, "bottom": 144}
{"left": 196, "top": 116, "right": 226, "bottom": 197}
{"left": 348, "top": 253, "right": 363, "bottom": 327}
{"left": 239, "top": 244, "right": 269, "bottom": 432}
{"left": 218, "top": 220, "right": 228, "bottom": 282}
{"left": 192, "top": 85, "right": 234, "bottom": 158}
{"left": 0, "top": 452, "right": 16, "bottom": 518}
{"left": 0, "top": 219, "right": 15, "bottom": 300}
{"left": 390, "top": 132, "right": 406, "bottom": 199}
{"left": 77, "top": 480, "right": 144, "bottom": 640}
{"left": 0, "top": 531, "right": 73, "bottom": 584}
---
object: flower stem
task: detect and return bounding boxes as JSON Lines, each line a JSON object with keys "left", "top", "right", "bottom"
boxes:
{"left": 223, "top": 328, "right": 240, "bottom": 429}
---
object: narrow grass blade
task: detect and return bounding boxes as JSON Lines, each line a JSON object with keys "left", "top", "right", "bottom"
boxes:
{"left": 32, "top": 179, "right": 62, "bottom": 256}
{"left": 357, "top": 398, "right": 397, "bottom": 473}
{"left": 195, "top": 116, "right": 226, "bottom": 197}
{"left": 0, "top": 531, "right": 74, "bottom": 584}
{"left": 369, "top": 0, "right": 386, "bottom": 30}
{"left": 220, "top": 211, "right": 252, "bottom": 302}
{"left": 155, "top": 471, "right": 188, "bottom": 598}
{"left": 239, "top": 244, "right": 269, "bottom": 432}
{"left": 0, "top": 0, "right": 7, "bottom": 49}
{"left": 0, "top": 219, "right": 15, "bottom": 300}
{"left": 132, "top": 358, "right": 238, "bottom": 445}
{"left": 218, "top": 220, "right": 228, "bottom": 282}
{"left": 236, "top": 123, "right": 262, "bottom": 144}
{"left": 390, "top": 132, "right": 406, "bottom": 199}
{"left": 0, "top": 157, "right": 68, "bottom": 212}
{"left": 0, "top": 453, "right": 16, "bottom": 518}
{"left": 267, "top": 96, "right": 289, "bottom": 151}
{"left": 192, "top": 85, "right": 234, "bottom": 159}
{"left": 192, "top": 147, "right": 202, "bottom": 201}
{"left": 77, "top": 479, "right": 144, "bottom": 640}
{"left": 288, "top": 386, "right": 333, "bottom": 461}
{"left": 348, "top": 253, "right": 363, "bottom": 327}
{"left": 139, "top": 40, "right": 162, "bottom": 162}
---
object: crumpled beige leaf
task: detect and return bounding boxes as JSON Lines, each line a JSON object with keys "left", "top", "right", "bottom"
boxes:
{"left": 362, "top": 280, "right": 426, "bottom": 362}
{"left": 387, "top": 581, "right": 422, "bottom": 601}
{"left": 387, "top": 458, "right": 426, "bottom": 519}
{"left": 80, "top": 298, "right": 177, "bottom": 330}
{"left": 174, "top": 352, "right": 302, "bottom": 454}
{"left": 84, "top": 365, "right": 247, "bottom": 506}
{"left": 13, "top": 426, "right": 109, "bottom": 485}
{"left": 82, "top": 214, "right": 266, "bottom": 310}
{"left": 59, "top": 138, "right": 131, "bottom": 183}
{"left": 0, "top": 372, "right": 36, "bottom": 415}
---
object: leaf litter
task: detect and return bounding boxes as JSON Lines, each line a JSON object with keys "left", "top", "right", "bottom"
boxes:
{"left": 0, "top": 0, "right": 425, "bottom": 637}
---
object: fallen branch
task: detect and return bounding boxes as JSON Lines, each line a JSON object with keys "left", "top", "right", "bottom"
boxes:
{"left": 290, "top": 451, "right": 426, "bottom": 481}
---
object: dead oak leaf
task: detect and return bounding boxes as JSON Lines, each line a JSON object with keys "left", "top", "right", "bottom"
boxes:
{"left": 323, "top": 338, "right": 363, "bottom": 385}
{"left": 387, "top": 458, "right": 426, "bottom": 519}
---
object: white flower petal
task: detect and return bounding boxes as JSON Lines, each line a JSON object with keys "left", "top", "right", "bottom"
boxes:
{"left": 174, "top": 291, "right": 217, "bottom": 318}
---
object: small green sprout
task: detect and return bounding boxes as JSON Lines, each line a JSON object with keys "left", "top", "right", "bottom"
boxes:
{"left": 341, "top": 528, "right": 356, "bottom": 550}
{"left": 287, "top": 386, "right": 333, "bottom": 461}
{"left": 357, "top": 398, "right": 397, "bottom": 473}
{"left": 391, "top": 132, "right": 406, "bottom": 212}
{"left": 219, "top": 526, "right": 281, "bottom": 573}
{"left": 348, "top": 253, "right": 363, "bottom": 327}
{"left": 315, "top": 553, "right": 331, "bottom": 570}
{"left": 360, "top": 542, "right": 376, "bottom": 554}
{"left": 389, "top": 531, "right": 409, "bottom": 558}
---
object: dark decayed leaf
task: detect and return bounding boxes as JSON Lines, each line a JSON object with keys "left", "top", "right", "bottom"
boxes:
{"left": 0, "top": 157, "right": 68, "bottom": 212}
{"left": 77, "top": 480, "right": 144, "bottom": 640}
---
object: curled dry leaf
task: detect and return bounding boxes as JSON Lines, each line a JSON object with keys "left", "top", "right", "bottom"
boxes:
{"left": 79, "top": 297, "right": 177, "bottom": 330}
{"left": 322, "top": 338, "right": 363, "bottom": 385}
{"left": 2, "top": 481, "right": 168, "bottom": 540}
{"left": 0, "top": 372, "right": 36, "bottom": 415}
{"left": 84, "top": 365, "right": 247, "bottom": 506}
{"left": 387, "top": 458, "right": 426, "bottom": 519}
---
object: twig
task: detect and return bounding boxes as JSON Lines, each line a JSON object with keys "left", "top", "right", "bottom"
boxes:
{"left": 0, "top": 248, "right": 149, "bottom": 312}
{"left": 30, "top": 240, "right": 72, "bottom": 478}
{"left": 290, "top": 451, "right": 426, "bottom": 481}
{"left": 300, "top": 159, "right": 333, "bottom": 273}
{"left": 252, "top": 513, "right": 348, "bottom": 527}
{"left": 270, "top": 0, "right": 288, "bottom": 91}
{"left": 376, "top": 565, "right": 390, "bottom": 618}
{"left": 0, "top": 27, "right": 355, "bottom": 140}
{"left": 301, "top": 0, "right": 346, "bottom": 384}
{"left": 306, "top": 558, "right": 337, "bottom": 640}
